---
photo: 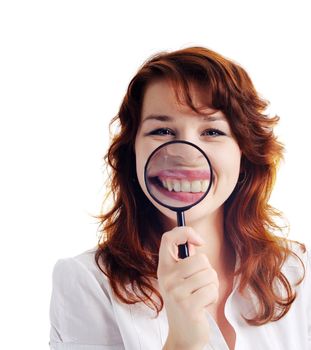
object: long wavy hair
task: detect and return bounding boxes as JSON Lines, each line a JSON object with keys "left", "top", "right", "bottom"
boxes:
{"left": 94, "top": 46, "right": 305, "bottom": 325}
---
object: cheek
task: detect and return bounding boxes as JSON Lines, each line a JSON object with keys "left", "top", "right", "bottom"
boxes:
{"left": 227, "top": 150, "right": 241, "bottom": 178}
{"left": 135, "top": 140, "right": 152, "bottom": 198}
{"left": 135, "top": 144, "right": 145, "bottom": 184}
{"left": 211, "top": 144, "right": 241, "bottom": 183}
{"left": 135, "top": 154, "right": 144, "bottom": 181}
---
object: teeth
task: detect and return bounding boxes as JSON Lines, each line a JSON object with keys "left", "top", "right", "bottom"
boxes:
{"left": 202, "top": 180, "right": 209, "bottom": 192}
{"left": 173, "top": 180, "right": 181, "bottom": 192}
{"left": 167, "top": 180, "right": 173, "bottom": 191}
{"left": 161, "top": 179, "right": 208, "bottom": 193}
{"left": 191, "top": 180, "right": 201, "bottom": 193}
{"left": 181, "top": 180, "right": 191, "bottom": 192}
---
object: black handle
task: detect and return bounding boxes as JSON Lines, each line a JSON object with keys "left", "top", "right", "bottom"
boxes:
{"left": 177, "top": 211, "right": 189, "bottom": 259}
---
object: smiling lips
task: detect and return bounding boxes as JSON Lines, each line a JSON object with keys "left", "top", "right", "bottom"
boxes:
{"left": 152, "top": 169, "right": 211, "bottom": 194}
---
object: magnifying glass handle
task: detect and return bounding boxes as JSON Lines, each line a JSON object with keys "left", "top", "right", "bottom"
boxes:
{"left": 177, "top": 211, "right": 189, "bottom": 259}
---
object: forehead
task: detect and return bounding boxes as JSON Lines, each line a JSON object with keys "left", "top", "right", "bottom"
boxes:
{"left": 141, "top": 79, "right": 216, "bottom": 119}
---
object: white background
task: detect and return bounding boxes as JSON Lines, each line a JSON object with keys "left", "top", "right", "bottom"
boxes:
{"left": 0, "top": 0, "right": 310, "bottom": 348}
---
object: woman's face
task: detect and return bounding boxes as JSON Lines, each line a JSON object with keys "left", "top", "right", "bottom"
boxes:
{"left": 134, "top": 79, "right": 242, "bottom": 225}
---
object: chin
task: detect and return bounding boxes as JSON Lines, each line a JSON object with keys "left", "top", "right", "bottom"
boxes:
{"left": 153, "top": 202, "right": 222, "bottom": 228}
{"left": 153, "top": 205, "right": 177, "bottom": 222}
{"left": 184, "top": 207, "right": 219, "bottom": 224}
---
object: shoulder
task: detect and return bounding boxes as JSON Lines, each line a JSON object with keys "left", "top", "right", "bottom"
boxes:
{"left": 50, "top": 246, "right": 123, "bottom": 345}
{"left": 52, "top": 246, "right": 109, "bottom": 291}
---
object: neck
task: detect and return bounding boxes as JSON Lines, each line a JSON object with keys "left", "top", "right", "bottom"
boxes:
{"left": 164, "top": 206, "right": 235, "bottom": 276}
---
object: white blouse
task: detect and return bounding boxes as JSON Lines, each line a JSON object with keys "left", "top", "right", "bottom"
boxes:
{"left": 49, "top": 245, "right": 311, "bottom": 350}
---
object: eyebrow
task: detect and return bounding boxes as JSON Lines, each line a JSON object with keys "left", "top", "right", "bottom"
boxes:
{"left": 142, "top": 114, "right": 226, "bottom": 123}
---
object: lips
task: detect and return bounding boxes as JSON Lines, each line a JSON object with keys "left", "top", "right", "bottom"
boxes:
{"left": 147, "top": 168, "right": 211, "bottom": 203}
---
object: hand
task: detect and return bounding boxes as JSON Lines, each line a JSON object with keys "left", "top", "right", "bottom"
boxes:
{"left": 158, "top": 226, "right": 219, "bottom": 350}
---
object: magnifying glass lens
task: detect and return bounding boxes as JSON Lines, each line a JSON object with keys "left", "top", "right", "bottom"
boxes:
{"left": 145, "top": 141, "right": 212, "bottom": 211}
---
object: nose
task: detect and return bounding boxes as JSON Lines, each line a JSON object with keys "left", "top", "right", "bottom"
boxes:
{"left": 166, "top": 142, "right": 206, "bottom": 167}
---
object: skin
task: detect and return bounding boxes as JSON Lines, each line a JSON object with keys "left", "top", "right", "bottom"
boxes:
{"left": 134, "top": 80, "right": 241, "bottom": 350}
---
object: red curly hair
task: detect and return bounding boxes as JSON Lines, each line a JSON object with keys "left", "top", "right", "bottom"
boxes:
{"left": 94, "top": 46, "right": 305, "bottom": 325}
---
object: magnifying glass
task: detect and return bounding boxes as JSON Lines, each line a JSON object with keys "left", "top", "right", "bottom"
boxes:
{"left": 144, "top": 140, "right": 213, "bottom": 259}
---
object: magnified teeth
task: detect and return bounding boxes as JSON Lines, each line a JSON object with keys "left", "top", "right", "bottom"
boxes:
{"left": 167, "top": 181, "right": 173, "bottom": 191}
{"left": 173, "top": 180, "right": 181, "bottom": 192}
{"left": 202, "top": 180, "right": 209, "bottom": 192}
{"left": 190, "top": 180, "right": 200, "bottom": 192}
{"left": 181, "top": 180, "right": 191, "bottom": 192}
{"left": 160, "top": 178, "right": 208, "bottom": 193}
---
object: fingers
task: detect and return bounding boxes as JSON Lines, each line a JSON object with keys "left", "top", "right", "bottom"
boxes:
{"left": 160, "top": 253, "right": 214, "bottom": 292}
{"left": 173, "top": 268, "right": 219, "bottom": 299}
{"left": 165, "top": 269, "right": 219, "bottom": 316}
{"left": 186, "top": 283, "right": 219, "bottom": 313}
{"left": 158, "top": 226, "right": 205, "bottom": 268}
{"left": 175, "top": 252, "right": 212, "bottom": 279}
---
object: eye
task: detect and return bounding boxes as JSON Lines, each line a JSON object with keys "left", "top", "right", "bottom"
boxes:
{"left": 148, "top": 128, "right": 175, "bottom": 136}
{"left": 201, "top": 128, "right": 225, "bottom": 137}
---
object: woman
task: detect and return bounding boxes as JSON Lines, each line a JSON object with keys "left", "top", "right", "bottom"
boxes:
{"left": 49, "top": 47, "right": 311, "bottom": 350}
